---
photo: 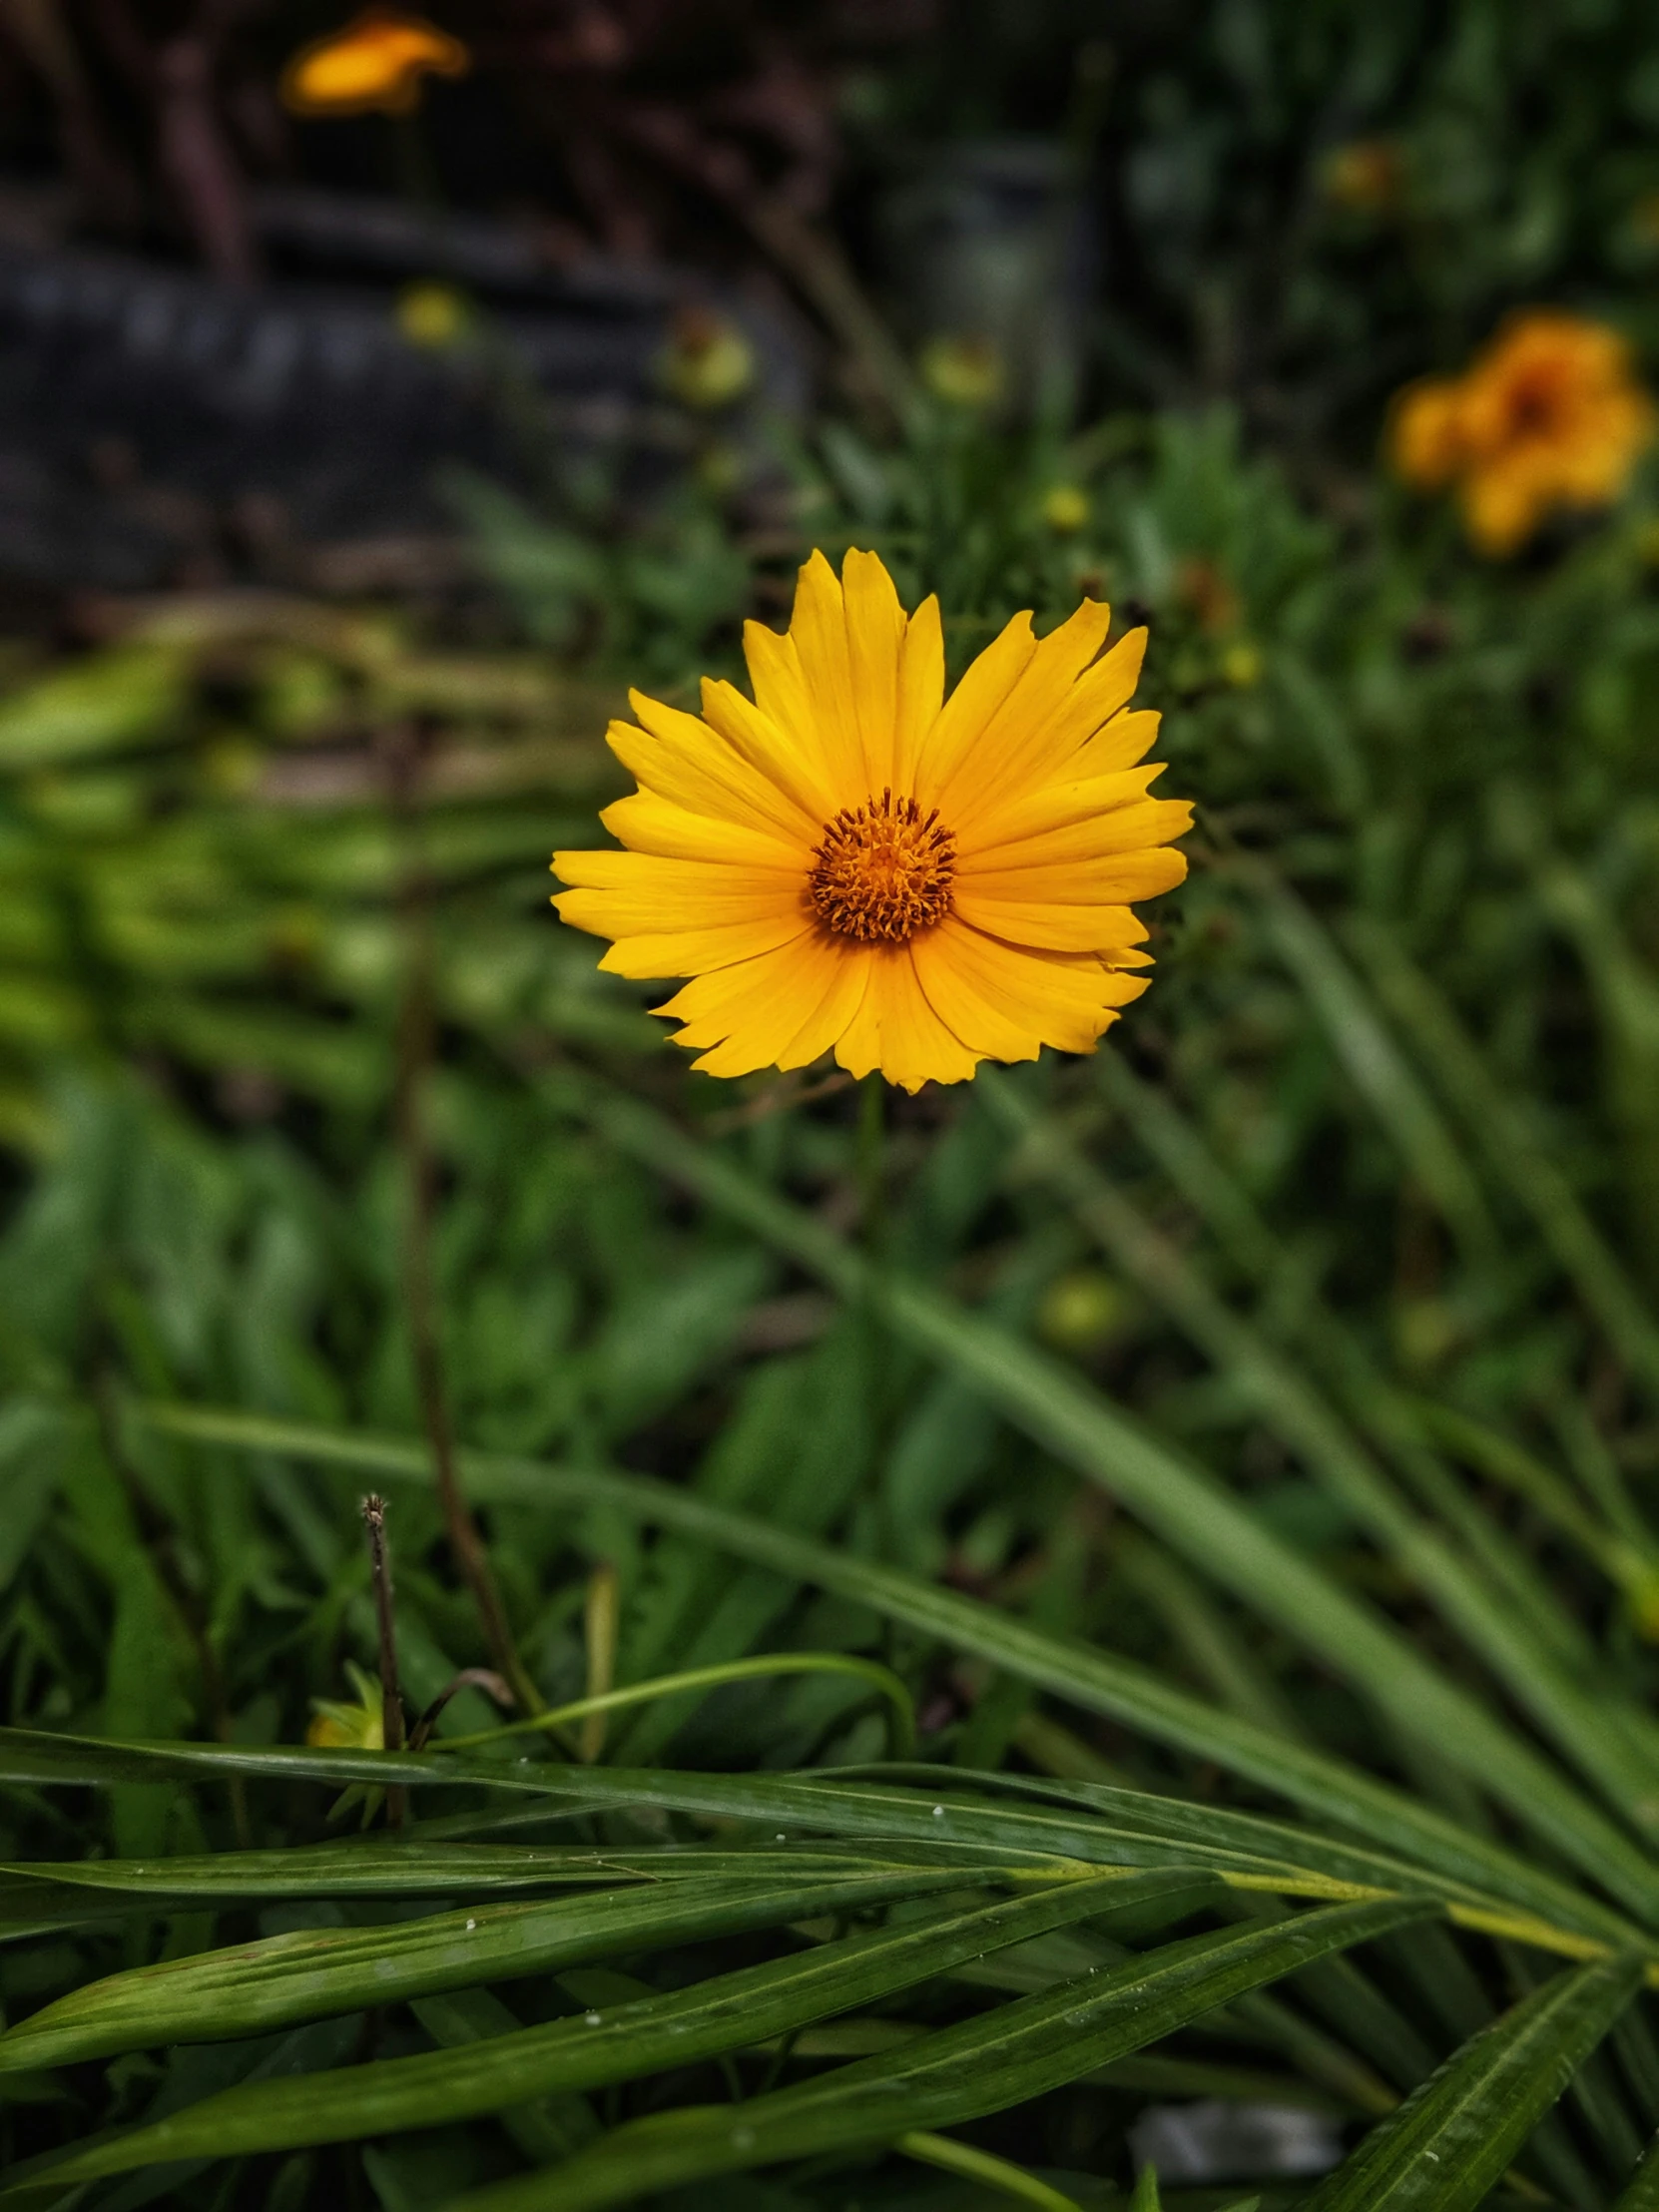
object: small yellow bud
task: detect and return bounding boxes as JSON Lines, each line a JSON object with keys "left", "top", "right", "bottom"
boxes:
{"left": 1038, "top": 1269, "right": 1129, "bottom": 1355}
{"left": 918, "top": 333, "right": 1005, "bottom": 409}
{"left": 659, "top": 307, "right": 756, "bottom": 411}
{"left": 396, "top": 280, "right": 471, "bottom": 350}
{"left": 305, "top": 1661, "right": 385, "bottom": 1750}
{"left": 1042, "top": 484, "right": 1091, "bottom": 536}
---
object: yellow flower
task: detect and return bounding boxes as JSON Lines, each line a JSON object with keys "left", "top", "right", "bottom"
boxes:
{"left": 1390, "top": 310, "right": 1655, "bottom": 555}
{"left": 281, "top": 10, "right": 469, "bottom": 118}
{"left": 551, "top": 550, "right": 1190, "bottom": 1093}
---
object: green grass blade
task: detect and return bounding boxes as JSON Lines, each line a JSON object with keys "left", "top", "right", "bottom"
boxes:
{"left": 981, "top": 1069, "right": 1659, "bottom": 1834}
{"left": 1346, "top": 915, "right": 1659, "bottom": 1397}
{"left": 1247, "top": 871, "right": 1500, "bottom": 1266}
{"left": 0, "top": 1871, "right": 1210, "bottom": 2195}
{"left": 1616, "top": 2132, "right": 1659, "bottom": 2209}
{"left": 438, "top": 1897, "right": 1434, "bottom": 2212}
{"left": 552, "top": 1082, "right": 1659, "bottom": 1920}
{"left": 0, "top": 1864, "right": 1012, "bottom": 2071}
{"left": 111, "top": 1403, "right": 1658, "bottom": 1947}
{"left": 896, "top": 2132, "right": 1087, "bottom": 2211}
{"left": 0, "top": 1845, "right": 914, "bottom": 1930}
{"left": 1301, "top": 1953, "right": 1643, "bottom": 2211}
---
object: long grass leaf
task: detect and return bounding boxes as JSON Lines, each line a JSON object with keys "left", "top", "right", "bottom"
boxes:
{"left": 112, "top": 1403, "right": 1658, "bottom": 1948}
{"left": 1301, "top": 1954, "right": 1643, "bottom": 2211}
{"left": 438, "top": 1897, "right": 1433, "bottom": 2212}
{"left": 557, "top": 1081, "right": 1659, "bottom": 1919}
{"left": 0, "top": 1864, "right": 1012, "bottom": 2070}
{"left": 0, "top": 1871, "right": 1208, "bottom": 2195}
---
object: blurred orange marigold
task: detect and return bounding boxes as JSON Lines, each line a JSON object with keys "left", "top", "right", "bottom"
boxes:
{"left": 551, "top": 549, "right": 1191, "bottom": 1093}
{"left": 1390, "top": 310, "right": 1654, "bottom": 555}
{"left": 281, "top": 10, "right": 469, "bottom": 118}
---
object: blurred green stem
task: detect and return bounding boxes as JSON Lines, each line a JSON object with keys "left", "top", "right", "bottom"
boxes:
{"left": 897, "top": 2132, "right": 1086, "bottom": 2211}
{"left": 388, "top": 728, "right": 542, "bottom": 1718}
{"left": 440, "top": 1650, "right": 916, "bottom": 1762}
{"left": 857, "top": 1075, "right": 886, "bottom": 1254}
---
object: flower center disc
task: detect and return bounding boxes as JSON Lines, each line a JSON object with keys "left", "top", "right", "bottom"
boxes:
{"left": 809, "top": 789, "right": 956, "bottom": 943}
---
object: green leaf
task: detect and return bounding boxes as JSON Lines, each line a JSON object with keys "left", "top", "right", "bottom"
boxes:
{"left": 437, "top": 1897, "right": 1432, "bottom": 2212}
{"left": 979, "top": 1068, "right": 1659, "bottom": 1844}
{"left": 0, "top": 1862, "right": 1026, "bottom": 2071}
{"left": 0, "top": 1871, "right": 1212, "bottom": 2195}
{"left": 0, "top": 1843, "right": 975, "bottom": 1932}
{"left": 0, "top": 647, "right": 188, "bottom": 771}
{"left": 110, "top": 1401, "right": 1659, "bottom": 1953}
{"left": 1300, "top": 1954, "right": 1644, "bottom": 2211}
{"left": 0, "top": 1719, "right": 1640, "bottom": 1970}
{"left": 1615, "top": 2131, "right": 1659, "bottom": 2209}
{"left": 560, "top": 1079, "right": 1659, "bottom": 1923}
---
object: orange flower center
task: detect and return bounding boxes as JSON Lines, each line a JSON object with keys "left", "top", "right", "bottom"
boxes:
{"left": 809, "top": 789, "right": 956, "bottom": 942}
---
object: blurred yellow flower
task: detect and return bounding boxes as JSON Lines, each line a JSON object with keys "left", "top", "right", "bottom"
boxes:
{"left": 281, "top": 10, "right": 469, "bottom": 119}
{"left": 919, "top": 334, "right": 1005, "bottom": 409}
{"left": 658, "top": 306, "right": 756, "bottom": 411}
{"left": 1042, "top": 484, "right": 1091, "bottom": 535}
{"left": 1221, "top": 640, "right": 1263, "bottom": 689}
{"left": 1391, "top": 310, "right": 1655, "bottom": 555}
{"left": 552, "top": 548, "right": 1190, "bottom": 1092}
{"left": 396, "top": 279, "right": 470, "bottom": 348}
{"left": 1321, "top": 139, "right": 1402, "bottom": 216}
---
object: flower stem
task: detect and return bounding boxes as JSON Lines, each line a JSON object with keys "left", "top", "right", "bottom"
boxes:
{"left": 856, "top": 1073, "right": 886, "bottom": 1255}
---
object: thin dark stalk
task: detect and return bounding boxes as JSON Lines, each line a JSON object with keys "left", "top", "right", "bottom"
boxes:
{"left": 360, "top": 1493, "right": 406, "bottom": 1829}
{"left": 385, "top": 727, "right": 543, "bottom": 1717}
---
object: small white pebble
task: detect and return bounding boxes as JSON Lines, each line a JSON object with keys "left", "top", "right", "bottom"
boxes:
{"left": 931, "top": 1806, "right": 944, "bottom": 1818}
{"left": 585, "top": 2011, "right": 602, "bottom": 2026}
{"left": 776, "top": 1833, "right": 787, "bottom": 1842}
{"left": 464, "top": 1919, "right": 476, "bottom": 1932}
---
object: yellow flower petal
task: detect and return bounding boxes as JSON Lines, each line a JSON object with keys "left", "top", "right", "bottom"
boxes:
{"left": 962, "top": 796, "right": 1195, "bottom": 877}
{"left": 656, "top": 930, "right": 867, "bottom": 1077}
{"left": 593, "top": 914, "right": 811, "bottom": 979}
{"left": 598, "top": 791, "right": 808, "bottom": 870}
{"left": 841, "top": 547, "right": 907, "bottom": 793}
{"left": 551, "top": 849, "right": 805, "bottom": 930}
{"left": 956, "top": 760, "right": 1166, "bottom": 860}
{"left": 831, "top": 945, "right": 981, "bottom": 1092}
{"left": 779, "top": 550, "right": 869, "bottom": 799}
{"left": 893, "top": 592, "right": 946, "bottom": 794}
{"left": 909, "top": 610, "right": 1037, "bottom": 814}
{"left": 613, "top": 697, "right": 816, "bottom": 842}
{"left": 929, "top": 600, "right": 1115, "bottom": 829}
{"left": 699, "top": 677, "right": 837, "bottom": 827}
{"left": 947, "top": 894, "right": 1149, "bottom": 954}
{"left": 914, "top": 919, "right": 1147, "bottom": 1057}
